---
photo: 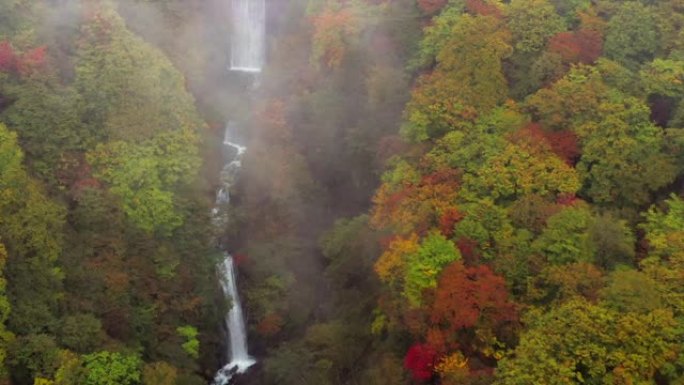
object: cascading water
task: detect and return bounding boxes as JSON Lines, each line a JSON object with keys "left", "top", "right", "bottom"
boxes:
{"left": 219, "top": 257, "right": 255, "bottom": 373}
{"left": 212, "top": 0, "right": 265, "bottom": 382}
{"left": 212, "top": 125, "right": 255, "bottom": 385}
{"left": 230, "top": 0, "right": 265, "bottom": 72}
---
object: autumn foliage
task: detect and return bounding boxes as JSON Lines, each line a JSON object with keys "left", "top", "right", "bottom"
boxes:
{"left": 2, "top": 1, "right": 683, "bottom": 384}
{"left": 255, "top": 100, "right": 291, "bottom": 143}
{"left": 465, "top": 0, "right": 503, "bottom": 18}
{"left": 548, "top": 30, "right": 603, "bottom": 64}
{"left": 417, "top": 0, "right": 448, "bottom": 14}
{"left": 545, "top": 130, "right": 580, "bottom": 165}
{"left": 311, "top": 7, "right": 358, "bottom": 69}
{"left": 374, "top": 233, "right": 419, "bottom": 284}
{"left": 438, "top": 207, "right": 463, "bottom": 238}
{"left": 404, "top": 343, "right": 438, "bottom": 381}
{"left": 0, "top": 41, "right": 47, "bottom": 76}
{"left": 17, "top": 46, "right": 47, "bottom": 77}
{"left": 0, "top": 41, "right": 17, "bottom": 72}
{"left": 257, "top": 313, "right": 284, "bottom": 337}
{"left": 515, "top": 123, "right": 580, "bottom": 165}
{"left": 372, "top": 168, "right": 461, "bottom": 234}
{"left": 431, "top": 262, "right": 517, "bottom": 333}
{"left": 456, "top": 237, "right": 479, "bottom": 265}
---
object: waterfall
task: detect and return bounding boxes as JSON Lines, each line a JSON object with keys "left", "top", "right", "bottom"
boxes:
{"left": 212, "top": 0, "right": 265, "bottom": 381}
{"left": 213, "top": 257, "right": 256, "bottom": 384}
{"left": 220, "top": 256, "right": 255, "bottom": 372}
{"left": 212, "top": 125, "right": 255, "bottom": 385}
{"left": 230, "top": 0, "right": 265, "bottom": 72}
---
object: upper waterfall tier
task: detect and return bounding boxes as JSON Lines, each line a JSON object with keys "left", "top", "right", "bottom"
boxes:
{"left": 230, "top": 0, "right": 265, "bottom": 72}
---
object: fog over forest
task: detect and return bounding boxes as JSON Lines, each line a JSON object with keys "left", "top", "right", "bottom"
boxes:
{"left": 0, "top": 0, "right": 683, "bottom": 384}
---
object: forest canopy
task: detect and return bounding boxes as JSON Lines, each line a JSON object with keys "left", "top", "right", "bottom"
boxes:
{"left": 0, "top": 0, "right": 682, "bottom": 385}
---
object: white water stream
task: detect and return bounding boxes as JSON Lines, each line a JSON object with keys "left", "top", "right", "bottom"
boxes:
{"left": 212, "top": 127, "right": 255, "bottom": 385}
{"left": 212, "top": 0, "right": 265, "bottom": 381}
{"left": 230, "top": 0, "right": 265, "bottom": 72}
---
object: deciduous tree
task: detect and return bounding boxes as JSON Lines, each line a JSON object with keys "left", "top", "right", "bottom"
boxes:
{"left": 430, "top": 262, "right": 516, "bottom": 337}
{"left": 82, "top": 351, "right": 142, "bottom": 385}
{"left": 604, "top": 2, "right": 659, "bottom": 70}
{"left": 506, "top": 0, "right": 565, "bottom": 54}
{"left": 495, "top": 299, "right": 681, "bottom": 385}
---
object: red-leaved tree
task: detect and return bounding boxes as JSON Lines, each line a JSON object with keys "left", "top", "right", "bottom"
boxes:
{"left": 417, "top": 0, "right": 448, "bottom": 14}
{"left": 544, "top": 129, "right": 580, "bottom": 165}
{"left": 404, "top": 343, "right": 437, "bottom": 381}
{"left": 17, "top": 46, "right": 47, "bottom": 77}
{"left": 0, "top": 41, "right": 17, "bottom": 72}
{"left": 439, "top": 207, "right": 463, "bottom": 238}
{"left": 548, "top": 30, "right": 602, "bottom": 64}
{"left": 456, "top": 237, "right": 479, "bottom": 265}
{"left": 465, "top": 0, "right": 502, "bottom": 18}
{"left": 311, "top": 7, "right": 357, "bottom": 69}
{"left": 431, "top": 262, "right": 516, "bottom": 334}
{"left": 513, "top": 123, "right": 580, "bottom": 165}
{"left": 256, "top": 313, "right": 283, "bottom": 337}
{"left": 371, "top": 168, "right": 461, "bottom": 234}
{"left": 0, "top": 44, "right": 49, "bottom": 77}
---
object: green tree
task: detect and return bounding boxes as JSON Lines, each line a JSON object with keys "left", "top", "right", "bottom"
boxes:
{"left": 524, "top": 65, "right": 609, "bottom": 131}
{"left": 506, "top": 0, "right": 565, "bottom": 54}
{"left": 87, "top": 128, "right": 200, "bottom": 234}
{"left": 434, "top": 14, "right": 512, "bottom": 112}
{"left": 400, "top": 70, "right": 477, "bottom": 142}
{"left": 0, "top": 124, "right": 64, "bottom": 335}
{"left": 74, "top": 5, "right": 203, "bottom": 235}
{"left": 641, "top": 194, "right": 684, "bottom": 259}
{"left": 303, "top": 321, "right": 367, "bottom": 381}
{"left": 409, "top": 3, "right": 464, "bottom": 70}
{"left": 454, "top": 199, "right": 516, "bottom": 260}
{"left": 587, "top": 214, "right": 635, "bottom": 269}
{"left": 263, "top": 342, "right": 332, "bottom": 385}
{"left": 0, "top": 243, "right": 12, "bottom": 382}
{"left": 532, "top": 204, "right": 595, "bottom": 265}
{"left": 604, "top": 2, "right": 659, "bottom": 70}
{"left": 0, "top": 76, "right": 87, "bottom": 184}
{"left": 8, "top": 334, "right": 59, "bottom": 384}
{"left": 74, "top": 5, "right": 203, "bottom": 142}
{"left": 574, "top": 95, "right": 676, "bottom": 207}
{"left": 0, "top": 0, "right": 34, "bottom": 35}
{"left": 175, "top": 326, "right": 199, "bottom": 359}
{"left": 53, "top": 350, "right": 86, "bottom": 385}
{"left": 424, "top": 106, "right": 523, "bottom": 173}
{"left": 320, "top": 215, "right": 380, "bottom": 297}
{"left": 549, "top": 0, "right": 590, "bottom": 22}
{"left": 462, "top": 139, "right": 580, "bottom": 203}
{"left": 401, "top": 14, "right": 512, "bottom": 141}
{"left": 404, "top": 231, "right": 461, "bottom": 306}
{"left": 641, "top": 59, "right": 684, "bottom": 128}
{"left": 641, "top": 59, "right": 684, "bottom": 98}
{"left": 638, "top": 198, "right": 684, "bottom": 383}
{"left": 82, "top": 351, "right": 142, "bottom": 385}
{"left": 58, "top": 314, "right": 103, "bottom": 354}
{"left": 601, "top": 269, "right": 663, "bottom": 313}
{"left": 526, "top": 67, "right": 676, "bottom": 208}
{"left": 33, "top": 350, "right": 87, "bottom": 385}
